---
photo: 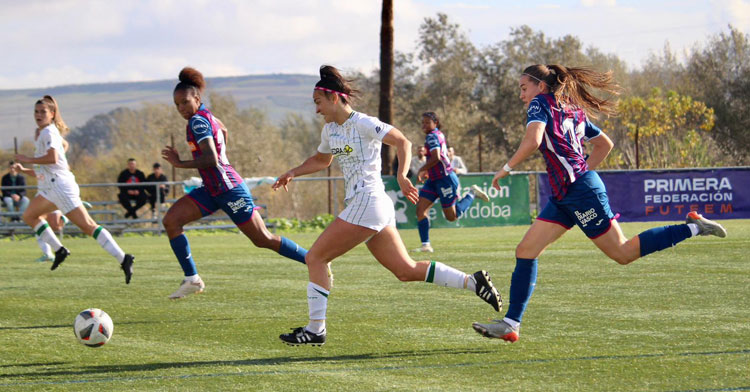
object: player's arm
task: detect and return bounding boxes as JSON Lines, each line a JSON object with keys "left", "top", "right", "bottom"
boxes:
{"left": 11, "top": 163, "right": 34, "bottom": 177}
{"left": 162, "top": 138, "right": 218, "bottom": 170}
{"left": 492, "top": 122, "right": 544, "bottom": 189}
{"left": 272, "top": 152, "right": 333, "bottom": 192}
{"left": 585, "top": 132, "right": 613, "bottom": 170}
{"left": 14, "top": 147, "right": 58, "bottom": 165}
{"left": 382, "top": 128, "right": 419, "bottom": 204}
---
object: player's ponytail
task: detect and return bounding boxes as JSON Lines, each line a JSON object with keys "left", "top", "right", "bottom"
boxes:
{"left": 36, "top": 95, "right": 69, "bottom": 136}
{"left": 522, "top": 64, "right": 620, "bottom": 118}
{"left": 314, "top": 65, "right": 359, "bottom": 104}
{"left": 174, "top": 67, "right": 206, "bottom": 96}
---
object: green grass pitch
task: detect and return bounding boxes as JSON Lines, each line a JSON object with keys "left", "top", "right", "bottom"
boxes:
{"left": 1, "top": 221, "right": 748, "bottom": 391}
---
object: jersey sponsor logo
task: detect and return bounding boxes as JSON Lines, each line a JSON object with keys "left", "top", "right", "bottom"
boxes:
{"left": 574, "top": 208, "right": 598, "bottom": 227}
{"left": 188, "top": 141, "right": 199, "bottom": 152}
{"left": 192, "top": 121, "right": 209, "bottom": 131}
{"left": 331, "top": 145, "right": 353, "bottom": 156}
{"left": 440, "top": 186, "right": 454, "bottom": 198}
{"left": 227, "top": 198, "right": 249, "bottom": 214}
{"left": 527, "top": 100, "right": 542, "bottom": 115}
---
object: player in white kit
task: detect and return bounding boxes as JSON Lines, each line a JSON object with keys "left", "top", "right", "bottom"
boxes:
{"left": 273, "top": 66, "right": 502, "bottom": 346}
{"left": 13, "top": 96, "right": 135, "bottom": 283}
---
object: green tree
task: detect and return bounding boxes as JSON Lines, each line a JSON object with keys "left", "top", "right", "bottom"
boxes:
{"left": 602, "top": 88, "right": 719, "bottom": 169}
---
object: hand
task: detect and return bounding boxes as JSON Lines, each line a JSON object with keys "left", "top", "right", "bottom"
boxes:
{"left": 397, "top": 175, "right": 419, "bottom": 205}
{"left": 11, "top": 194, "right": 20, "bottom": 202}
{"left": 161, "top": 146, "right": 181, "bottom": 168}
{"left": 272, "top": 170, "right": 295, "bottom": 192}
{"left": 491, "top": 169, "right": 509, "bottom": 190}
{"left": 14, "top": 154, "right": 30, "bottom": 164}
{"left": 417, "top": 169, "right": 428, "bottom": 183}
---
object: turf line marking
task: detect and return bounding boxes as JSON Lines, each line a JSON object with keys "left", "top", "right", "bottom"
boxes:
{"left": 0, "top": 349, "right": 747, "bottom": 387}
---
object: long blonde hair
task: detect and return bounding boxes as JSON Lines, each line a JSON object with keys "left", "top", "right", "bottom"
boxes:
{"left": 522, "top": 64, "right": 620, "bottom": 118}
{"left": 36, "top": 95, "right": 69, "bottom": 136}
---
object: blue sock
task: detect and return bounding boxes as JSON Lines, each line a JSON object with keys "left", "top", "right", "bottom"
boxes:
{"left": 417, "top": 218, "right": 430, "bottom": 244}
{"left": 638, "top": 224, "right": 692, "bottom": 257}
{"left": 169, "top": 234, "right": 197, "bottom": 276}
{"left": 278, "top": 237, "right": 307, "bottom": 264}
{"left": 504, "top": 258, "right": 538, "bottom": 323}
{"left": 455, "top": 193, "right": 475, "bottom": 218}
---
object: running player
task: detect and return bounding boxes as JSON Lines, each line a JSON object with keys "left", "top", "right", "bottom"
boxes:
{"left": 161, "top": 67, "right": 310, "bottom": 299}
{"left": 472, "top": 64, "right": 727, "bottom": 343}
{"left": 13, "top": 95, "right": 134, "bottom": 283}
{"left": 272, "top": 65, "right": 502, "bottom": 346}
{"left": 413, "top": 112, "right": 489, "bottom": 253}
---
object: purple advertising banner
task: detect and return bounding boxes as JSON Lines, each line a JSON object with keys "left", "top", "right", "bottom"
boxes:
{"left": 538, "top": 168, "right": 750, "bottom": 222}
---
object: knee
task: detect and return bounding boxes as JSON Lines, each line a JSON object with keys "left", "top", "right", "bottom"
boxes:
{"left": 304, "top": 252, "right": 329, "bottom": 268}
{"left": 162, "top": 213, "right": 181, "bottom": 232}
{"left": 21, "top": 211, "right": 35, "bottom": 226}
{"left": 515, "top": 242, "right": 536, "bottom": 258}
{"left": 444, "top": 214, "right": 457, "bottom": 222}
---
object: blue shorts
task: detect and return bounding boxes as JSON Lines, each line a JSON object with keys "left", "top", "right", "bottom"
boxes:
{"left": 537, "top": 171, "right": 615, "bottom": 239}
{"left": 419, "top": 172, "right": 460, "bottom": 208}
{"left": 186, "top": 182, "right": 256, "bottom": 226}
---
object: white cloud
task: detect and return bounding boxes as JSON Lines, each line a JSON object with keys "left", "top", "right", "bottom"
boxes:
{"left": 581, "top": 0, "right": 617, "bottom": 6}
{"left": 0, "top": 0, "right": 747, "bottom": 89}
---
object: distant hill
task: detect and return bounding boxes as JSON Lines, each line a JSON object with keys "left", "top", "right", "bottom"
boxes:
{"left": 0, "top": 74, "right": 318, "bottom": 149}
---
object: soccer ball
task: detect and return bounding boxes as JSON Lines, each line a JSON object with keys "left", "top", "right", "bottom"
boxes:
{"left": 73, "top": 308, "right": 114, "bottom": 347}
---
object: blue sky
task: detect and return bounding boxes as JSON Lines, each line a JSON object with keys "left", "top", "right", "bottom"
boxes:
{"left": 1, "top": 0, "right": 748, "bottom": 90}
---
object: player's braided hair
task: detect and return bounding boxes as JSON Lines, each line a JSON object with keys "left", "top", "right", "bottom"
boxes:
{"left": 35, "top": 95, "right": 69, "bottom": 136}
{"left": 174, "top": 67, "right": 206, "bottom": 96}
{"left": 522, "top": 64, "right": 620, "bottom": 118}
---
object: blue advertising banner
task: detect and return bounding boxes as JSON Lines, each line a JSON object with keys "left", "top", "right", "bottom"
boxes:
{"left": 538, "top": 168, "right": 750, "bottom": 222}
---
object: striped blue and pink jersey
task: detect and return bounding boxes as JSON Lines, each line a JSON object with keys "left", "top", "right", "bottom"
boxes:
{"left": 424, "top": 129, "right": 452, "bottom": 180}
{"left": 186, "top": 104, "right": 243, "bottom": 196}
{"left": 526, "top": 94, "right": 602, "bottom": 200}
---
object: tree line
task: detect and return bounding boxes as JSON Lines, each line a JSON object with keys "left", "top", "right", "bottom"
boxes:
{"left": 4, "top": 14, "right": 748, "bottom": 219}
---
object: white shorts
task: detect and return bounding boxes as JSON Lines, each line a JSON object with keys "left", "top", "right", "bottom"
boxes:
{"left": 38, "top": 173, "right": 82, "bottom": 214}
{"left": 339, "top": 190, "right": 395, "bottom": 232}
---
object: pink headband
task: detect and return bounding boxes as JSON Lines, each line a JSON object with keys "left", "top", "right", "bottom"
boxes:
{"left": 314, "top": 86, "right": 349, "bottom": 98}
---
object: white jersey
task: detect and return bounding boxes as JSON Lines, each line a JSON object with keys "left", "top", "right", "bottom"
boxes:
{"left": 34, "top": 124, "right": 73, "bottom": 184}
{"left": 317, "top": 111, "right": 393, "bottom": 200}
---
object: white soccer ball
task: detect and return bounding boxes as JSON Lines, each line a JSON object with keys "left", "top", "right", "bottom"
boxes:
{"left": 73, "top": 308, "right": 114, "bottom": 347}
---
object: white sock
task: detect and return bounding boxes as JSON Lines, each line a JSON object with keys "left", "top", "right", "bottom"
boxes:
{"left": 503, "top": 317, "right": 520, "bottom": 330}
{"left": 306, "top": 282, "right": 328, "bottom": 333}
{"left": 422, "top": 242, "right": 431, "bottom": 246}
{"left": 687, "top": 223, "right": 699, "bottom": 237}
{"left": 33, "top": 220, "right": 62, "bottom": 252}
{"left": 36, "top": 234, "right": 53, "bottom": 257}
{"left": 93, "top": 226, "right": 126, "bottom": 263}
{"left": 185, "top": 274, "right": 201, "bottom": 283}
{"left": 425, "top": 261, "right": 470, "bottom": 290}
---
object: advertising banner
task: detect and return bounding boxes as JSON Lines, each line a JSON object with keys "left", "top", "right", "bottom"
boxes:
{"left": 538, "top": 168, "right": 750, "bottom": 222}
{"left": 384, "top": 174, "right": 531, "bottom": 229}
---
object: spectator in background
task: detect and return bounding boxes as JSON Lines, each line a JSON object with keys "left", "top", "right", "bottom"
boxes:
{"left": 448, "top": 146, "right": 468, "bottom": 175}
{"left": 409, "top": 145, "right": 427, "bottom": 180}
{"left": 117, "top": 158, "right": 147, "bottom": 219}
{"left": 145, "top": 162, "right": 169, "bottom": 215}
{"left": 2, "top": 161, "right": 30, "bottom": 221}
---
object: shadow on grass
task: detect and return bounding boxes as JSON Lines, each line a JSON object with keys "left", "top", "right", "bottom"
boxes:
{"left": 0, "top": 362, "right": 68, "bottom": 368}
{"left": 0, "top": 317, "right": 239, "bottom": 331}
{"left": 0, "top": 347, "right": 495, "bottom": 379}
{"left": 3, "top": 348, "right": 750, "bottom": 380}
